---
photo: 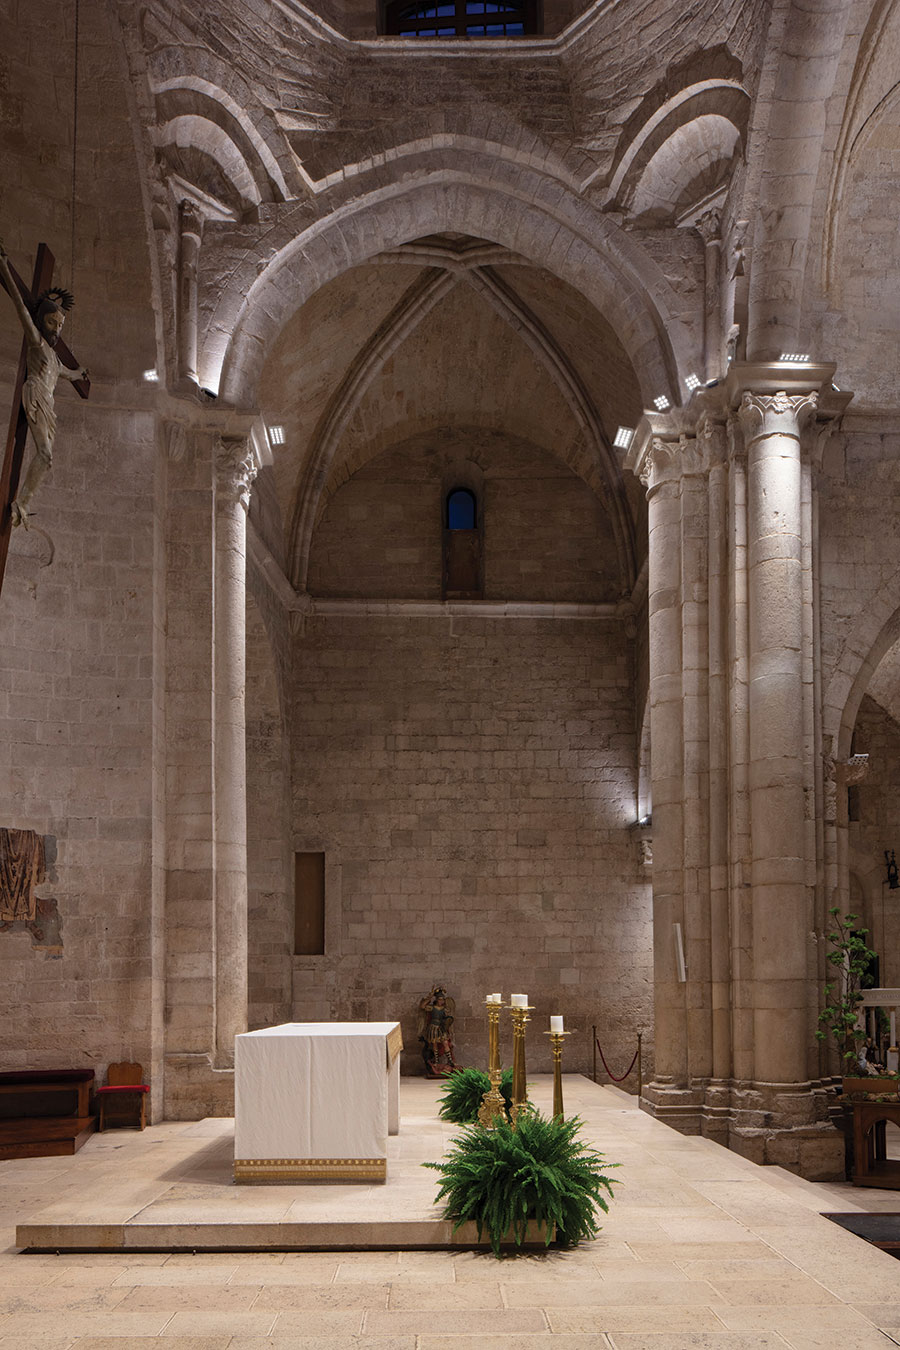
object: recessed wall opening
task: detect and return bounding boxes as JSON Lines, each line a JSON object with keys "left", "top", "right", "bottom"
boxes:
{"left": 294, "top": 851, "right": 326, "bottom": 956}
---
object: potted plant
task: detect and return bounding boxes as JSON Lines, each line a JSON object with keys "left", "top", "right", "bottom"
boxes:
{"left": 424, "top": 1106, "right": 617, "bottom": 1256}
{"left": 437, "top": 1066, "right": 514, "bottom": 1124}
{"left": 817, "top": 907, "right": 897, "bottom": 1098}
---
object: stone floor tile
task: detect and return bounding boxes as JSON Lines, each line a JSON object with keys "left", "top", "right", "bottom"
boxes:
{"left": 852, "top": 1303, "right": 900, "bottom": 1327}
{"left": 714, "top": 1304, "right": 881, "bottom": 1333}
{"left": 159, "top": 1310, "right": 279, "bottom": 1336}
{"left": 229, "top": 1262, "right": 340, "bottom": 1285}
{"left": 676, "top": 1259, "right": 804, "bottom": 1281}
{"left": 547, "top": 1308, "right": 728, "bottom": 1334}
{"left": 0, "top": 1312, "right": 173, "bottom": 1337}
{"left": 607, "top": 1336, "right": 790, "bottom": 1349}
{"left": 628, "top": 1242, "right": 774, "bottom": 1262}
{"left": 226, "top": 1340, "right": 417, "bottom": 1350}
{"left": 252, "top": 1281, "right": 390, "bottom": 1309}
{"left": 115, "top": 1285, "right": 261, "bottom": 1310}
{"left": 110, "top": 1265, "right": 238, "bottom": 1286}
{"left": 782, "top": 1335, "right": 898, "bottom": 1350}
{"left": 418, "top": 1337, "right": 614, "bottom": 1350}
{"left": 0, "top": 1286, "right": 130, "bottom": 1313}
{"left": 68, "top": 1340, "right": 230, "bottom": 1350}
{"left": 708, "top": 1276, "right": 840, "bottom": 1305}
{"left": 363, "top": 1307, "right": 548, "bottom": 1333}
{"left": 505, "top": 1278, "right": 723, "bottom": 1307}
{"left": 386, "top": 1281, "right": 502, "bottom": 1308}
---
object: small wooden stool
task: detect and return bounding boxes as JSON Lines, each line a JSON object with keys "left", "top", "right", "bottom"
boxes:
{"left": 96, "top": 1062, "right": 149, "bottom": 1131}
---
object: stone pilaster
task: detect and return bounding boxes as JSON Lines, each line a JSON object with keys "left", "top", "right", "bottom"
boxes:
{"left": 213, "top": 434, "right": 258, "bottom": 1068}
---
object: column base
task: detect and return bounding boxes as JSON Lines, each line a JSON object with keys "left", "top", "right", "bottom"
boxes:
{"left": 640, "top": 1077, "right": 846, "bottom": 1180}
{"left": 164, "top": 1053, "right": 235, "bottom": 1119}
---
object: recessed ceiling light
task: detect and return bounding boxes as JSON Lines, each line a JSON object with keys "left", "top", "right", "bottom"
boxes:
{"left": 653, "top": 395, "right": 670, "bottom": 411}
{"left": 142, "top": 369, "right": 159, "bottom": 382}
{"left": 779, "top": 353, "right": 810, "bottom": 363}
{"left": 685, "top": 373, "right": 701, "bottom": 391}
{"left": 613, "top": 426, "right": 635, "bottom": 450}
{"left": 268, "top": 425, "right": 286, "bottom": 446}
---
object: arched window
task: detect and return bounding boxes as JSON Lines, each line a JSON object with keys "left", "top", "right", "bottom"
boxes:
{"left": 446, "top": 487, "right": 476, "bottom": 530}
{"left": 443, "top": 486, "right": 482, "bottom": 599}
{"left": 381, "top": 0, "right": 539, "bottom": 37}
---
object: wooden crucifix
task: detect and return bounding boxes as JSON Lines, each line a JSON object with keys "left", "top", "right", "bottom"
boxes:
{"left": 0, "top": 241, "right": 90, "bottom": 600}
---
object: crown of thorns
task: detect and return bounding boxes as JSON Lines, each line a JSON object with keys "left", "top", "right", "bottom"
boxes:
{"left": 35, "top": 286, "right": 74, "bottom": 313}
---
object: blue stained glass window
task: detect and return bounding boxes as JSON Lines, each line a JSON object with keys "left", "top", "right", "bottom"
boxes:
{"left": 447, "top": 489, "right": 477, "bottom": 530}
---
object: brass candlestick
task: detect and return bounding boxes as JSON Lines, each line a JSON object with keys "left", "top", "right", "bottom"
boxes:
{"left": 544, "top": 1029, "right": 571, "bottom": 1119}
{"left": 508, "top": 1001, "right": 533, "bottom": 1123}
{"left": 478, "top": 1000, "right": 506, "bottom": 1129}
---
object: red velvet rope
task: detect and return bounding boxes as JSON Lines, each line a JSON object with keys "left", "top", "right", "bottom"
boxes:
{"left": 595, "top": 1040, "right": 639, "bottom": 1082}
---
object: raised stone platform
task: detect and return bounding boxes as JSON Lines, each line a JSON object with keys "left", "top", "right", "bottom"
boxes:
{"left": 17, "top": 1075, "right": 571, "bottom": 1252}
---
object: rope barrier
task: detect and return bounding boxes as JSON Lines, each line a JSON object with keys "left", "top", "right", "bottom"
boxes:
{"left": 595, "top": 1039, "right": 639, "bottom": 1082}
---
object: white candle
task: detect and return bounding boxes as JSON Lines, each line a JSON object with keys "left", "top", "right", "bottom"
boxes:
{"left": 487, "top": 993, "right": 501, "bottom": 1004}
{"left": 511, "top": 993, "right": 527, "bottom": 1008}
{"left": 550, "top": 1015, "right": 564, "bottom": 1034}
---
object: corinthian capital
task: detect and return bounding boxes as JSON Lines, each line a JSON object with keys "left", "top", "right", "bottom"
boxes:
{"left": 738, "top": 389, "right": 818, "bottom": 442}
{"left": 696, "top": 412, "right": 727, "bottom": 468}
{"left": 216, "top": 434, "right": 258, "bottom": 510}
{"left": 636, "top": 437, "right": 678, "bottom": 494}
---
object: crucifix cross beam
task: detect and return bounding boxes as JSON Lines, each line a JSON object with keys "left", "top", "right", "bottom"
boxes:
{"left": 0, "top": 242, "right": 90, "bottom": 601}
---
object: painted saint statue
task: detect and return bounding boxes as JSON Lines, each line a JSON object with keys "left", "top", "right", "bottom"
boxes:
{"left": 0, "top": 239, "right": 89, "bottom": 527}
{"left": 417, "top": 984, "right": 457, "bottom": 1077}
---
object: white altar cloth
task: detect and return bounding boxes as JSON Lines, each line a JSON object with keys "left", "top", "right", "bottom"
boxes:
{"left": 233, "top": 1022, "right": 402, "bottom": 1183}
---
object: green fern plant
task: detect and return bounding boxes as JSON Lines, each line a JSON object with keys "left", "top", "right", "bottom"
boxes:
{"left": 437, "top": 1066, "right": 514, "bottom": 1123}
{"left": 425, "top": 1107, "right": 618, "bottom": 1256}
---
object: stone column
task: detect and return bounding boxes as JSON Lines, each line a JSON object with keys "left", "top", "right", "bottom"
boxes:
{"left": 178, "top": 200, "right": 203, "bottom": 385}
{"left": 696, "top": 209, "right": 723, "bottom": 383}
{"left": 738, "top": 390, "right": 817, "bottom": 1086}
{"left": 213, "top": 434, "right": 258, "bottom": 1068}
{"left": 699, "top": 414, "right": 732, "bottom": 1089}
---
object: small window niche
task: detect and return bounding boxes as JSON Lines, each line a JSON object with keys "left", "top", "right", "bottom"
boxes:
{"left": 294, "top": 851, "right": 325, "bottom": 956}
{"left": 443, "top": 487, "right": 483, "bottom": 599}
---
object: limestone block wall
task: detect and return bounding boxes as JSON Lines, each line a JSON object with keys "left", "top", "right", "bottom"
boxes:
{"left": 289, "top": 611, "right": 652, "bottom": 1079}
{"left": 0, "top": 0, "right": 162, "bottom": 1095}
{"left": 308, "top": 438, "right": 622, "bottom": 603}
{"left": 818, "top": 428, "right": 900, "bottom": 692}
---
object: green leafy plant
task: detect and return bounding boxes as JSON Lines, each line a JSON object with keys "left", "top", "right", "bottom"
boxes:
{"left": 437, "top": 1066, "right": 514, "bottom": 1123}
{"left": 424, "top": 1107, "right": 618, "bottom": 1256}
{"left": 816, "top": 907, "right": 879, "bottom": 1069}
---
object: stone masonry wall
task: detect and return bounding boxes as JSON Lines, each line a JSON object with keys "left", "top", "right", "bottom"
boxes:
{"left": 290, "top": 612, "right": 653, "bottom": 1081}
{"left": 0, "top": 0, "right": 161, "bottom": 1090}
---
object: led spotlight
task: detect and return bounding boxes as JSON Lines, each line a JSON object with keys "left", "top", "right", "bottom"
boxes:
{"left": 685, "top": 373, "right": 701, "bottom": 391}
{"left": 268, "top": 424, "right": 286, "bottom": 446}
{"left": 142, "top": 369, "right": 159, "bottom": 382}
{"left": 653, "top": 395, "right": 670, "bottom": 411}
{"left": 779, "top": 353, "right": 810, "bottom": 363}
{"left": 613, "top": 426, "right": 635, "bottom": 451}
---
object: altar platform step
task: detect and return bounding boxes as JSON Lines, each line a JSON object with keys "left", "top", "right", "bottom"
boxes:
{"left": 15, "top": 1075, "right": 581, "bottom": 1253}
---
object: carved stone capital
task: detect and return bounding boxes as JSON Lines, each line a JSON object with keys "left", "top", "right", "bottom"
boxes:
{"left": 738, "top": 390, "right": 819, "bottom": 443}
{"left": 179, "top": 197, "right": 204, "bottom": 241}
{"left": 695, "top": 208, "right": 722, "bottom": 246}
{"left": 637, "top": 437, "right": 679, "bottom": 494}
{"left": 215, "top": 434, "right": 258, "bottom": 510}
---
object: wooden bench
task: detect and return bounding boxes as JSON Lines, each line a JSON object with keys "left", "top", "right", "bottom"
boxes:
{"left": 0, "top": 1069, "right": 96, "bottom": 1159}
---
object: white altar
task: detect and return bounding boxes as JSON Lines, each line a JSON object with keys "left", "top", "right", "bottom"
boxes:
{"left": 233, "top": 1022, "right": 403, "bottom": 1183}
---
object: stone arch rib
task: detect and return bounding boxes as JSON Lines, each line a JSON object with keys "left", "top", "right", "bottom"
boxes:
{"left": 288, "top": 267, "right": 460, "bottom": 590}
{"left": 463, "top": 266, "right": 637, "bottom": 592}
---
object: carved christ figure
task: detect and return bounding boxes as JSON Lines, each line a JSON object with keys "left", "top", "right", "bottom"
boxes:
{"left": 0, "top": 239, "right": 89, "bottom": 527}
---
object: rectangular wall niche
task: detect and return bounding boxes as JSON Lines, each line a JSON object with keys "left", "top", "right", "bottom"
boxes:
{"left": 294, "top": 851, "right": 325, "bottom": 956}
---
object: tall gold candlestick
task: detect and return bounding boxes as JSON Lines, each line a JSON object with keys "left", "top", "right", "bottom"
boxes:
{"left": 544, "top": 1029, "right": 571, "bottom": 1119}
{"left": 508, "top": 1001, "right": 533, "bottom": 1123}
{"left": 478, "top": 999, "right": 506, "bottom": 1128}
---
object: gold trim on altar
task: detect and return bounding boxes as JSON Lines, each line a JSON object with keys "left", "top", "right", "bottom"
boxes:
{"left": 233, "top": 1156, "right": 387, "bottom": 1183}
{"left": 386, "top": 1024, "right": 403, "bottom": 1067}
